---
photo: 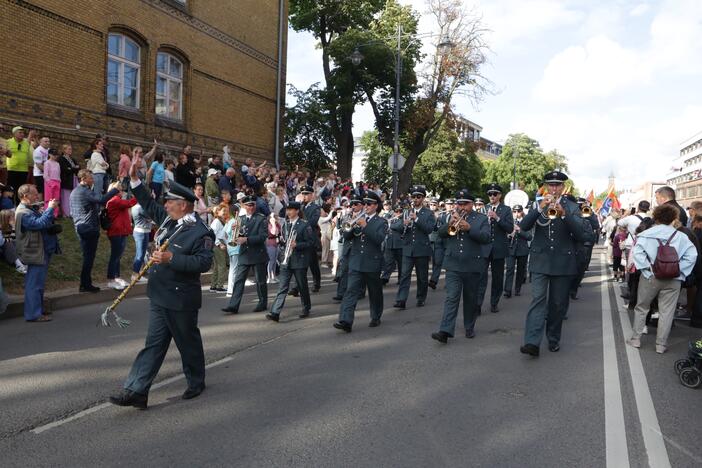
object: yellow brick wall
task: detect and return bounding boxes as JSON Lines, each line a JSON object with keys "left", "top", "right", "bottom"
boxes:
{"left": 0, "top": 0, "right": 287, "bottom": 162}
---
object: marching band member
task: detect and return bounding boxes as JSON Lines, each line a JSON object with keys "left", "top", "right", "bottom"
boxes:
{"left": 570, "top": 197, "right": 599, "bottom": 300}
{"left": 381, "top": 203, "right": 404, "bottom": 285}
{"left": 474, "top": 198, "right": 486, "bottom": 214}
{"left": 332, "top": 194, "right": 364, "bottom": 301}
{"left": 221, "top": 196, "right": 269, "bottom": 314}
{"left": 333, "top": 192, "right": 387, "bottom": 332}
{"left": 503, "top": 204, "right": 531, "bottom": 298}
{"left": 431, "top": 189, "right": 490, "bottom": 343}
{"left": 429, "top": 198, "right": 454, "bottom": 289}
{"left": 392, "top": 185, "right": 436, "bottom": 309}
{"left": 477, "top": 183, "right": 514, "bottom": 313}
{"left": 289, "top": 185, "right": 321, "bottom": 297}
{"left": 266, "top": 202, "right": 314, "bottom": 322}
{"left": 519, "top": 171, "right": 594, "bottom": 356}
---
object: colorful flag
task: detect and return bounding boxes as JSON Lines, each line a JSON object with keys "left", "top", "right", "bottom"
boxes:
{"left": 587, "top": 190, "right": 594, "bottom": 204}
{"left": 598, "top": 186, "right": 620, "bottom": 217}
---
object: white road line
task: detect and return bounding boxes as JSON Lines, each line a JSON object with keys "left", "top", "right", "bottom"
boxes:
{"left": 600, "top": 253, "right": 631, "bottom": 468}
{"left": 609, "top": 257, "right": 672, "bottom": 468}
{"left": 31, "top": 324, "right": 314, "bottom": 435}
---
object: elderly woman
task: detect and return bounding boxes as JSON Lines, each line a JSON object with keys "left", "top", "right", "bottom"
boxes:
{"left": 628, "top": 204, "right": 698, "bottom": 354}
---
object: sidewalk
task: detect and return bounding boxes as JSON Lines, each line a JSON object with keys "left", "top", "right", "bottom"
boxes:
{"left": 0, "top": 273, "right": 213, "bottom": 321}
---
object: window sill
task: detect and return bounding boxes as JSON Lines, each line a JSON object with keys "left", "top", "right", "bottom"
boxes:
{"left": 106, "top": 105, "right": 145, "bottom": 122}
{"left": 160, "top": 0, "right": 190, "bottom": 15}
{"left": 155, "top": 115, "right": 186, "bottom": 131}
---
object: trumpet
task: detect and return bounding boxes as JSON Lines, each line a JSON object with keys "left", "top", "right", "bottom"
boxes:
{"left": 342, "top": 212, "right": 366, "bottom": 234}
{"left": 280, "top": 227, "right": 297, "bottom": 266}
{"left": 227, "top": 217, "right": 243, "bottom": 246}
{"left": 581, "top": 206, "right": 592, "bottom": 217}
{"left": 544, "top": 196, "right": 563, "bottom": 220}
{"left": 447, "top": 209, "right": 467, "bottom": 236}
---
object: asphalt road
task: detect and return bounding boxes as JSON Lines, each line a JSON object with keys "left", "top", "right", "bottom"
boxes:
{"left": 1, "top": 246, "right": 700, "bottom": 467}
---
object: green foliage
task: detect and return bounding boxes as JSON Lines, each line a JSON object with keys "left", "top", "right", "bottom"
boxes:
{"left": 283, "top": 84, "right": 336, "bottom": 174}
{"left": 483, "top": 133, "right": 573, "bottom": 196}
{"left": 360, "top": 130, "right": 392, "bottom": 189}
{"left": 413, "top": 121, "right": 484, "bottom": 198}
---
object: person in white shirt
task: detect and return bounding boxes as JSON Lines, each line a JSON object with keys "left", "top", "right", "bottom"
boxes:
{"left": 87, "top": 138, "right": 109, "bottom": 196}
{"left": 32, "top": 137, "right": 50, "bottom": 199}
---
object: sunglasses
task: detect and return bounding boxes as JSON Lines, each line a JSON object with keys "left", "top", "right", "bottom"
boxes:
{"left": 411, "top": 195, "right": 424, "bottom": 199}
{"left": 364, "top": 201, "right": 377, "bottom": 206}
{"left": 487, "top": 192, "right": 500, "bottom": 197}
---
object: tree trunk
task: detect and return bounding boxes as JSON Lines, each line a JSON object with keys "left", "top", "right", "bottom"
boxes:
{"left": 334, "top": 108, "right": 355, "bottom": 179}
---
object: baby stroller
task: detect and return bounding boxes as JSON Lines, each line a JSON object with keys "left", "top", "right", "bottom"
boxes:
{"left": 674, "top": 339, "right": 702, "bottom": 388}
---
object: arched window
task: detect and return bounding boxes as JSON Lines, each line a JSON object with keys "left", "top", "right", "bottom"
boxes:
{"left": 156, "top": 52, "right": 183, "bottom": 120}
{"left": 107, "top": 33, "right": 141, "bottom": 109}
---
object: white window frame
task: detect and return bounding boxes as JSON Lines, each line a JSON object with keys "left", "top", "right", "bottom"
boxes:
{"left": 155, "top": 52, "right": 184, "bottom": 121}
{"left": 107, "top": 33, "right": 141, "bottom": 109}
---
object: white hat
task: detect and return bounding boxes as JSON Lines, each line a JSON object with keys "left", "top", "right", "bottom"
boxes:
{"left": 236, "top": 192, "right": 246, "bottom": 201}
{"left": 207, "top": 168, "right": 220, "bottom": 177}
{"left": 241, "top": 165, "right": 249, "bottom": 173}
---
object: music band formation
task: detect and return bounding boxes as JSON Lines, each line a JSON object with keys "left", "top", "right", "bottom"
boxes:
{"left": 109, "top": 167, "right": 599, "bottom": 409}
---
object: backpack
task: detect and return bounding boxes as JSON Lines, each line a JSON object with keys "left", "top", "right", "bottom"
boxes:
{"left": 647, "top": 231, "right": 680, "bottom": 279}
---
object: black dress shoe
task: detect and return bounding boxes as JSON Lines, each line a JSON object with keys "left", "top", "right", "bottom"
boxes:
{"left": 548, "top": 343, "right": 560, "bottom": 352}
{"left": 79, "top": 285, "right": 100, "bottom": 293}
{"left": 431, "top": 331, "right": 450, "bottom": 344}
{"left": 515, "top": 290, "right": 521, "bottom": 296}
{"left": 333, "top": 321, "right": 352, "bottom": 333}
{"left": 253, "top": 304, "right": 267, "bottom": 312}
{"left": 520, "top": 344, "right": 540, "bottom": 357}
{"left": 312, "top": 285, "right": 321, "bottom": 293}
{"left": 331, "top": 296, "right": 343, "bottom": 302}
{"left": 182, "top": 384, "right": 205, "bottom": 400}
{"left": 265, "top": 313, "right": 279, "bottom": 322}
{"left": 299, "top": 311, "right": 310, "bottom": 319}
{"left": 382, "top": 278, "right": 389, "bottom": 286}
{"left": 109, "top": 390, "right": 148, "bottom": 409}
{"left": 490, "top": 304, "right": 499, "bottom": 313}
{"left": 504, "top": 292, "right": 512, "bottom": 298}
{"left": 428, "top": 280, "right": 437, "bottom": 290}
{"left": 570, "top": 291, "right": 578, "bottom": 300}
{"left": 289, "top": 289, "right": 300, "bottom": 297}
{"left": 393, "top": 301, "right": 406, "bottom": 309}
{"left": 465, "top": 328, "right": 475, "bottom": 339}
{"left": 369, "top": 319, "right": 381, "bottom": 327}
{"left": 221, "top": 307, "right": 238, "bottom": 314}
{"left": 416, "top": 300, "right": 425, "bottom": 307}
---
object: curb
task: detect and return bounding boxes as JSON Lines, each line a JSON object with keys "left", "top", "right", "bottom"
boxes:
{"left": 1, "top": 272, "right": 213, "bottom": 322}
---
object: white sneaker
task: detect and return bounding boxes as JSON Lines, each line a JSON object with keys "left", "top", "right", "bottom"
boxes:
{"left": 642, "top": 326, "right": 648, "bottom": 335}
{"left": 656, "top": 345, "right": 667, "bottom": 354}
{"left": 115, "top": 278, "right": 129, "bottom": 288}
{"left": 108, "top": 280, "right": 126, "bottom": 290}
{"left": 245, "top": 279, "right": 256, "bottom": 286}
{"left": 15, "top": 264, "right": 27, "bottom": 274}
{"left": 627, "top": 337, "right": 641, "bottom": 348}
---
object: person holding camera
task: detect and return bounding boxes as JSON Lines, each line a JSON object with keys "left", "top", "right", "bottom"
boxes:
{"left": 15, "top": 184, "right": 61, "bottom": 322}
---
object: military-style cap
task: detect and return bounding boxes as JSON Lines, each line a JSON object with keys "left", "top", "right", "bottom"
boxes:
{"left": 445, "top": 198, "right": 455, "bottom": 204}
{"left": 474, "top": 197, "right": 485, "bottom": 204}
{"left": 409, "top": 185, "right": 427, "bottom": 196}
{"left": 544, "top": 170, "right": 568, "bottom": 183}
{"left": 576, "top": 197, "right": 587, "bottom": 205}
{"left": 363, "top": 192, "right": 381, "bottom": 204}
{"left": 512, "top": 204, "right": 524, "bottom": 211}
{"left": 164, "top": 180, "right": 197, "bottom": 202}
{"left": 486, "top": 183, "right": 502, "bottom": 194}
{"left": 349, "top": 193, "right": 364, "bottom": 204}
{"left": 287, "top": 201, "right": 301, "bottom": 210}
{"left": 428, "top": 197, "right": 439, "bottom": 204}
{"left": 455, "top": 189, "right": 475, "bottom": 203}
{"left": 299, "top": 185, "right": 314, "bottom": 194}
{"left": 240, "top": 196, "right": 256, "bottom": 206}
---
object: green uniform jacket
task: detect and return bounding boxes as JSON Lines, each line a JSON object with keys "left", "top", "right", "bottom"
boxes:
{"left": 345, "top": 214, "right": 387, "bottom": 272}
{"left": 237, "top": 212, "right": 268, "bottom": 265}
{"left": 392, "top": 206, "right": 436, "bottom": 257}
{"left": 438, "top": 210, "right": 491, "bottom": 273}
{"left": 487, "top": 203, "right": 514, "bottom": 259}
{"left": 132, "top": 182, "right": 214, "bottom": 311}
{"left": 520, "top": 198, "right": 594, "bottom": 275}
{"left": 280, "top": 218, "right": 314, "bottom": 270}
{"left": 508, "top": 218, "right": 532, "bottom": 257}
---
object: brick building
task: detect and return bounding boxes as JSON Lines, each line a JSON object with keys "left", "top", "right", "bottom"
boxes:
{"left": 0, "top": 0, "right": 288, "bottom": 166}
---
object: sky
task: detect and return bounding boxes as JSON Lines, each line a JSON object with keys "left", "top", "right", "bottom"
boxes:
{"left": 285, "top": 0, "right": 702, "bottom": 194}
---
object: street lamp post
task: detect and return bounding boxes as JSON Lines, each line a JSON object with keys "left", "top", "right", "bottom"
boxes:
{"left": 351, "top": 27, "right": 454, "bottom": 204}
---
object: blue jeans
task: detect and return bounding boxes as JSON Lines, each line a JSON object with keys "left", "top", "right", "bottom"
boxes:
{"left": 151, "top": 182, "right": 163, "bottom": 200}
{"left": 24, "top": 254, "right": 50, "bottom": 321}
{"left": 523, "top": 272, "right": 574, "bottom": 347}
{"left": 107, "top": 235, "right": 127, "bottom": 279}
{"left": 77, "top": 227, "right": 100, "bottom": 288}
{"left": 133, "top": 232, "right": 150, "bottom": 273}
{"left": 92, "top": 173, "right": 105, "bottom": 196}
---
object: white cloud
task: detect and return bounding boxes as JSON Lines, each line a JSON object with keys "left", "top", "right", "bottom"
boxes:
{"left": 630, "top": 3, "right": 651, "bottom": 16}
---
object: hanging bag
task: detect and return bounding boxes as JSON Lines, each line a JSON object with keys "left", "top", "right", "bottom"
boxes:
{"left": 647, "top": 231, "right": 680, "bottom": 279}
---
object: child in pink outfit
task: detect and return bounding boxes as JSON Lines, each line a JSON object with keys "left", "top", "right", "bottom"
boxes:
{"left": 43, "top": 149, "right": 61, "bottom": 213}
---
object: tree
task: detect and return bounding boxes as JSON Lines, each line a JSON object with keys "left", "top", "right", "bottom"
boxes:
{"left": 283, "top": 84, "right": 336, "bottom": 174}
{"left": 413, "top": 117, "right": 483, "bottom": 198}
{"left": 483, "top": 133, "right": 573, "bottom": 196}
{"left": 367, "top": 0, "right": 492, "bottom": 196}
{"left": 289, "top": 0, "right": 420, "bottom": 178}
{"left": 360, "top": 130, "right": 392, "bottom": 189}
